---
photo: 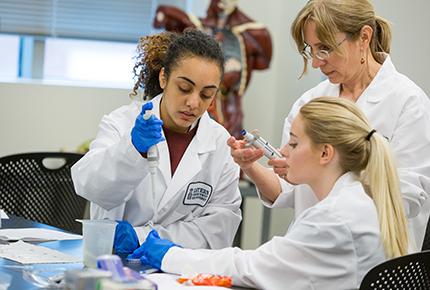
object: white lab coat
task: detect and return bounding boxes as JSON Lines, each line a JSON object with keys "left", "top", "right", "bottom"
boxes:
{"left": 260, "top": 53, "right": 430, "bottom": 250}
{"left": 71, "top": 94, "right": 242, "bottom": 249}
{"left": 161, "top": 173, "right": 386, "bottom": 290}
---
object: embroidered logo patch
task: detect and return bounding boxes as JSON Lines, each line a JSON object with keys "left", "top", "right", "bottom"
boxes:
{"left": 183, "top": 182, "right": 213, "bottom": 207}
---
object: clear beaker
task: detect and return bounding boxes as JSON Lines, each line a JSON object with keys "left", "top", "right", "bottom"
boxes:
{"left": 77, "top": 219, "right": 117, "bottom": 268}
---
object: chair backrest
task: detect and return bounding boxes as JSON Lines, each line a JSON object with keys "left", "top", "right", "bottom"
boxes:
{"left": 359, "top": 250, "right": 430, "bottom": 290}
{"left": 422, "top": 216, "right": 430, "bottom": 251}
{"left": 0, "top": 152, "right": 88, "bottom": 234}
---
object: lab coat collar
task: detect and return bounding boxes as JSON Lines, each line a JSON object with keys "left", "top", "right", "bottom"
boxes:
{"left": 327, "top": 53, "right": 396, "bottom": 104}
{"left": 360, "top": 53, "right": 396, "bottom": 104}
{"left": 327, "top": 172, "right": 360, "bottom": 199}
{"left": 193, "top": 112, "right": 217, "bottom": 154}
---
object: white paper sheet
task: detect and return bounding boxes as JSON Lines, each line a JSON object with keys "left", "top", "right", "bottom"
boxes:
{"left": 0, "top": 240, "right": 82, "bottom": 264}
{"left": 0, "top": 210, "right": 8, "bottom": 219}
{"left": 0, "top": 228, "right": 82, "bottom": 244}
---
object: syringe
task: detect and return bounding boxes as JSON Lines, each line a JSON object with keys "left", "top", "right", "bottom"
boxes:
{"left": 241, "top": 129, "right": 283, "bottom": 159}
{"left": 143, "top": 108, "right": 158, "bottom": 195}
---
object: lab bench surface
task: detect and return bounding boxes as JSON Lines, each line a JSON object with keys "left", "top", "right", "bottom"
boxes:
{"left": 0, "top": 214, "right": 256, "bottom": 290}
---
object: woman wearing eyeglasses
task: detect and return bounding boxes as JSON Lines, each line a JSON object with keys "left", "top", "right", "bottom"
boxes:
{"left": 228, "top": 0, "right": 430, "bottom": 250}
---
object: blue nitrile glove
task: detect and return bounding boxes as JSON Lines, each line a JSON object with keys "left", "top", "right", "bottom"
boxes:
{"left": 113, "top": 221, "right": 139, "bottom": 254}
{"left": 127, "top": 243, "right": 149, "bottom": 265}
{"left": 127, "top": 230, "right": 181, "bottom": 270}
{"left": 131, "top": 102, "right": 165, "bottom": 153}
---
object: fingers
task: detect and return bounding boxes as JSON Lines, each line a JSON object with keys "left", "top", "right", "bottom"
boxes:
{"left": 226, "top": 136, "right": 237, "bottom": 148}
{"left": 136, "top": 115, "right": 163, "bottom": 129}
{"left": 269, "top": 158, "right": 288, "bottom": 177}
{"left": 127, "top": 244, "right": 146, "bottom": 259}
{"left": 145, "top": 115, "right": 164, "bottom": 126}
{"left": 140, "top": 255, "right": 149, "bottom": 264}
{"left": 148, "top": 229, "right": 160, "bottom": 239}
{"left": 133, "top": 126, "right": 164, "bottom": 140}
{"left": 227, "top": 136, "right": 265, "bottom": 169}
{"left": 141, "top": 102, "right": 154, "bottom": 111}
{"left": 227, "top": 136, "right": 246, "bottom": 150}
{"left": 233, "top": 148, "right": 265, "bottom": 169}
{"left": 134, "top": 114, "right": 165, "bottom": 140}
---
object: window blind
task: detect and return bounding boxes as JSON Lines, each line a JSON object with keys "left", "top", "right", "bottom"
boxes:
{"left": 0, "top": 0, "right": 186, "bottom": 43}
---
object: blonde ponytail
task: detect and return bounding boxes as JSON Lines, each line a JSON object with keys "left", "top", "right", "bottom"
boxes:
{"left": 361, "top": 132, "right": 409, "bottom": 258}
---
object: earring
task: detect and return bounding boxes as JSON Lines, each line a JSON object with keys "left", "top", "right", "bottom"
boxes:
{"left": 360, "top": 58, "right": 365, "bottom": 65}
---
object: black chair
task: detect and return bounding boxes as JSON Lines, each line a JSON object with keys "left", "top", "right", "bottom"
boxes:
{"left": 359, "top": 250, "right": 430, "bottom": 290}
{"left": 422, "top": 216, "right": 430, "bottom": 251}
{"left": 0, "top": 152, "right": 88, "bottom": 234}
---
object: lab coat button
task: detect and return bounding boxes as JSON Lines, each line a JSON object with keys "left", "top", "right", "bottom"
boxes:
{"left": 158, "top": 208, "right": 165, "bottom": 215}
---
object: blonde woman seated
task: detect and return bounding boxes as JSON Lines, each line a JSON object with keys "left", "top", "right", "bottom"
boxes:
{"left": 128, "top": 97, "right": 410, "bottom": 290}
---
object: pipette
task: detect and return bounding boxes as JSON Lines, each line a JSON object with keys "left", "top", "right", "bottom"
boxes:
{"left": 143, "top": 108, "right": 158, "bottom": 195}
{"left": 241, "top": 129, "right": 283, "bottom": 159}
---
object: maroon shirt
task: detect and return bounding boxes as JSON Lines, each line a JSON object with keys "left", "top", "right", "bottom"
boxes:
{"left": 163, "top": 125, "right": 198, "bottom": 176}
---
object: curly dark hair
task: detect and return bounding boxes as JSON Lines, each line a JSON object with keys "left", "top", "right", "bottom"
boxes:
{"left": 131, "top": 29, "right": 225, "bottom": 100}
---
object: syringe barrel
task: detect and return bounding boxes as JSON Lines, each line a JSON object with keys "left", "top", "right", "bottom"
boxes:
{"left": 241, "top": 130, "right": 283, "bottom": 159}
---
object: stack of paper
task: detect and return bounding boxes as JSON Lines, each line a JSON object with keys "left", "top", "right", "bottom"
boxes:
{"left": 0, "top": 228, "right": 82, "bottom": 244}
{"left": 0, "top": 240, "right": 82, "bottom": 264}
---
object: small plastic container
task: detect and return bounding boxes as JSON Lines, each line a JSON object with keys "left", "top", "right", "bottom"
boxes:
{"left": 97, "top": 255, "right": 158, "bottom": 290}
{"left": 77, "top": 219, "right": 117, "bottom": 268}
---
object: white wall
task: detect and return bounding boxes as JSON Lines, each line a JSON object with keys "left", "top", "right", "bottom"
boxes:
{"left": 1, "top": 0, "right": 429, "bottom": 249}
{"left": 0, "top": 80, "right": 132, "bottom": 155}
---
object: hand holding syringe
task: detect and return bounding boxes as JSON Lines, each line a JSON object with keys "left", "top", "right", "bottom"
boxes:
{"left": 241, "top": 129, "right": 283, "bottom": 159}
{"left": 240, "top": 129, "right": 292, "bottom": 185}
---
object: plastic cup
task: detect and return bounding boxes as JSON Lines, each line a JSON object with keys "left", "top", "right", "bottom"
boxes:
{"left": 77, "top": 219, "right": 117, "bottom": 268}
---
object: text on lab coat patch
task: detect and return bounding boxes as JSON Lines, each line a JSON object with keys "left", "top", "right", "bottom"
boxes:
{"left": 183, "top": 182, "right": 213, "bottom": 207}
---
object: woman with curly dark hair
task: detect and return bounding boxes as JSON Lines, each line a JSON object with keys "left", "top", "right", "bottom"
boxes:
{"left": 72, "top": 29, "right": 242, "bottom": 254}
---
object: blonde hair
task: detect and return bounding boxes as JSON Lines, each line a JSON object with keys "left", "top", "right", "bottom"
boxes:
{"left": 299, "top": 97, "right": 409, "bottom": 259}
{"left": 291, "top": 0, "right": 392, "bottom": 78}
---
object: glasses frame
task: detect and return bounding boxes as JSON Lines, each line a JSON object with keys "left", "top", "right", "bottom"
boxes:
{"left": 301, "top": 33, "right": 352, "bottom": 61}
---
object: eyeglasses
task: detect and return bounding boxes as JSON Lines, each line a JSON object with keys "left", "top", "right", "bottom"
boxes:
{"left": 301, "top": 33, "right": 352, "bottom": 61}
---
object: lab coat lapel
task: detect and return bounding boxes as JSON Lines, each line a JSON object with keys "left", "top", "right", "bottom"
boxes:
{"left": 356, "top": 53, "right": 396, "bottom": 140}
{"left": 157, "top": 112, "right": 216, "bottom": 211}
{"left": 359, "top": 53, "right": 394, "bottom": 105}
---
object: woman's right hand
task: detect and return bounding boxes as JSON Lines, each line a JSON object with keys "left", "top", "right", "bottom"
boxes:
{"left": 131, "top": 102, "right": 165, "bottom": 153}
{"left": 227, "top": 136, "right": 264, "bottom": 170}
{"left": 268, "top": 157, "right": 288, "bottom": 180}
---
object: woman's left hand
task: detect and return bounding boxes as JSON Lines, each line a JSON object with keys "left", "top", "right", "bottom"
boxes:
{"left": 127, "top": 230, "right": 181, "bottom": 270}
{"left": 227, "top": 136, "right": 264, "bottom": 170}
